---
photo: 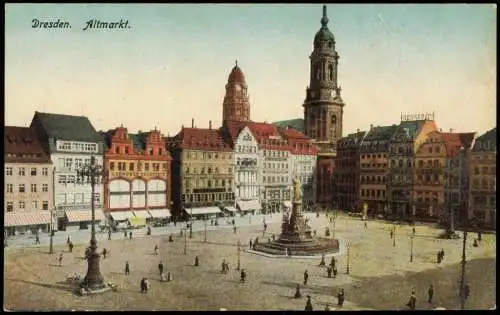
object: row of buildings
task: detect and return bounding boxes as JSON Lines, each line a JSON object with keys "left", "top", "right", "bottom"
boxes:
{"left": 5, "top": 6, "right": 496, "bottom": 236}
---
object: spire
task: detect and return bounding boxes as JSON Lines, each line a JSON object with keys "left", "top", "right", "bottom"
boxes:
{"left": 321, "top": 5, "right": 329, "bottom": 27}
{"left": 235, "top": 59, "right": 238, "bottom": 67}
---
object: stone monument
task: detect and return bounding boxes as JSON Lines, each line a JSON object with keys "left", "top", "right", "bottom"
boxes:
{"left": 253, "top": 178, "right": 339, "bottom": 256}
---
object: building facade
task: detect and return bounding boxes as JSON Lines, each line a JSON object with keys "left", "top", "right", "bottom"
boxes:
{"left": 468, "top": 127, "right": 496, "bottom": 229}
{"left": 167, "top": 123, "right": 234, "bottom": 218}
{"left": 442, "top": 132, "right": 475, "bottom": 227}
{"left": 335, "top": 130, "right": 365, "bottom": 211}
{"left": 359, "top": 125, "right": 398, "bottom": 215}
{"left": 30, "top": 112, "right": 105, "bottom": 231}
{"left": 302, "top": 6, "right": 346, "bottom": 208}
{"left": 286, "top": 127, "right": 318, "bottom": 209}
{"left": 4, "top": 126, "right": 54, "bottom": 236}
{"left": 102, "top": 126, "right": 172, "bottom": 221}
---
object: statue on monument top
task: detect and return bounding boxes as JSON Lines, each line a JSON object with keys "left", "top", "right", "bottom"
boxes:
{"left": 292, "top": 178, "right": 302, "bottom": 203}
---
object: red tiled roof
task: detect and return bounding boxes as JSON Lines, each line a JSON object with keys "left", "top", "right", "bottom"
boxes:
{"left": 4, "top": 126, "right": 51, "bottom": 164}
{"left": 228, "top": 65, "right": 246, "bottom": 84}
{"left": 283, "top": 127, "right": 318, "bottom": 155}
{"left": 171, "top": 127, "right": 232, "bottom": 152}
{"left": 441, "top": 132, "right": 476, "bottom": 157}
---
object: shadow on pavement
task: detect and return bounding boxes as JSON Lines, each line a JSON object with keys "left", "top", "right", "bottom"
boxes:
{"left": 5, "top": 278, "right": 77, "bottom": 294}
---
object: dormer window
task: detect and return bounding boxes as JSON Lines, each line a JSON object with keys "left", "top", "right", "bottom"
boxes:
{"left": 125, "top": 146, "right": 129, "bottom": 154}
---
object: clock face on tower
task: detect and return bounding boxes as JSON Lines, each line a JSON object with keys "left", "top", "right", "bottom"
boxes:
{"left": 235, "top": 85, "right": 242, "bottom": 92}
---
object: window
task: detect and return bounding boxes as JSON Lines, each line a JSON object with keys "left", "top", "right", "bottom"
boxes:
{"left": 31, "top": 167, "right": 37, "bottom": 176}
{"left": 7, "top": 202, "right": 13, "bottom": 212}
{"left": 6, "top": 167, "right": 13, "bottom": 176}
{"left": 149, "top": 148, "right": 154, "bottom": 155}
{"left": 31, "top": 184, "right": 37, "bottom": 193}
{"left": 58, "top": 175, "right": 67, "bottom": 184}
{"left": 115, "top": 146, "right": 120, "bottom": 154}
{"left": 125, "top": 146, "right": 130, "bottom": 154}
{"left": 428, "top": 146, "right": 433, "bottom": 153}
{"left": 31, "top": 201, "right": 37, "bottom": 210}
{"left": 19, "top": 184, "right": 25, "bottom": 193}
{"left": 65, "top": 158, "right": 73, "bottom": 169}
{"left": 42, "top": 184, "right": 48, "bottom": 192}
{"left": 42, "top": 201, "right": 49, "bottom": 210}
{"left": 19, "top": 201, "right": 25, "bottom": 209}
{"left": 129, "top": 163, "right": 134, "bottom": 171}
{"left": 6, "top": 184, "right": 13, "bottom": 193}
{"left": 110, "top": 162, "right": 115, "bottom": 170}
{"left": 145, "top": 163, "right": 149, "bottom": 171}
{"left": 19, "top": 167, "right": 25, "bottom": 176}
{"left": 42, "top": 167, "right": 49, "bottom": 176}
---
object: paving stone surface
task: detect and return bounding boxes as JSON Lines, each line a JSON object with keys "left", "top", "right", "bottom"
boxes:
{"left": 3, "top": 213, "right": 496, "bottom": 311}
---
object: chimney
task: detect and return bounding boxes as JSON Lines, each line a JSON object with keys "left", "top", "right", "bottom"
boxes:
{"left": 450, "top": 128, "right": 454, "bottom": 133}
{"left": 370, "top": 124, "right": 373, "bottom": 130}
{"left": 191, "top": 118, "right": 194, "bottom": 128}
{"left": 209, "top": 120, "right": 212, "bottom": 130}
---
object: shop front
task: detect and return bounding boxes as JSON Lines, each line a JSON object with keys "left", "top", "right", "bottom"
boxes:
{"left": 63, "top": 209, "right": 106, "bottom": 232}
{"left": 4, "top": 211, "right": 51, "bottom": 237}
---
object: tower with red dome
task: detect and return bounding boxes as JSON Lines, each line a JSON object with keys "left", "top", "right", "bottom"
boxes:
{"left": 222, "top": 61, "right": 251, "bottom": 122}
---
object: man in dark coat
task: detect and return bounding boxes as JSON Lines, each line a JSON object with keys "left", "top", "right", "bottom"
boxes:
{"left": 333, "top": 264, "right": 338, "bottom": 278}
{"left": 303, "top": 270, "right": 309, "bottom": 285}
{"left": 294, "top": 283, "right": 302, "bottom": 299}
{"left": 69, "top": 242, "right": 74, "bottom": 253}
{"left": 240, "top": 269, "right": 246, "bottom": 283}
{"left": 319, "top": 254, "right": 326, "bottom": 266}
{"left": 337, "top": 288, "right": 345, "bottom": 307}
{"left": 125, "top": 261, "right": 130, "bottom": 275}
{"left": 428, "top": 284, "right": 434, "bottom": 304}
{"left": 158, "top": 262, "right": 164, "bottom": 276}
{"left": 194, "top": 255, "right": 199, "bottom": 266}
{"left": 327, "top": 266, "right": 332, "bottom": 278}
{"left": 129, "top": 231, "right": 133, "bottom": 240}
{"left": 330, "top": 256, "right": 336, "bottom": 269}
{"left": 305, "top": 295, "right": 313, "bottom": 311}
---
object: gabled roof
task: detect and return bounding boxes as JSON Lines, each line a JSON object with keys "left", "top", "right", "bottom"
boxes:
{"left": 363, "top": 125, "right": 399, "bottom": 142}
{"left": 170, "top": 127, "right": 232, "bottom": 152}
{"left": 283, "top": 127, "right": 318, "bottom": 155}
{"left": 472, "top": 127, "right": 496, "bottom": 152}
{"left": 273, "top": 118, "right": 305, "bottom": 134}
{"left": 30, "top": 111, "right": 102, "bottom": 143}
{"left": 441, "top": 132, "right": 476, "bottom": 157}
{"left": 4, "top": 126, "right": 51, "bottom": 164}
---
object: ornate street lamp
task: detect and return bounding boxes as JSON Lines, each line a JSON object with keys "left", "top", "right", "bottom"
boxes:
{"left": 236, "top": 240, "right": 241, "bottom": 271}
{"left": 346, "top": 243, "right": 350, "bottom": 275}
{"left": 409, "top": 234, "right": 414, "bottom": 262}
{"left": 76, "top": 155, "right": 107, "bottom": 294}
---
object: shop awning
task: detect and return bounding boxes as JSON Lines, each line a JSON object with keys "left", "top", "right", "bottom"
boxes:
{"left": 224, "top": 206, "right": 238, "bottom": 212}
{"left": 133, "top": 210, "right": 152, "bottom": 219}
{"left": 237, "top": 200, "right": 261, "bottom": 211}
{"left": 4, "top": 211, "right": 52, "bottom": 227}
{"left": 186, "top": 207, "right": 221, "bottom": 216}
{"left": 65, "top": 209, "right": 106, "bottom": 223}
{"left": 108, "top": 211, "right": 135, "bottom": 221}
{"left": 282, "top": 201, "right": 293, "bottom": 209}
{"left": 148, "top": 209, "right": 172, "bottom": 218}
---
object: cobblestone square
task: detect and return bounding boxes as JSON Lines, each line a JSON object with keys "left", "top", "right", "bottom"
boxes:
{"left": 4, "top": 213, "right": 496, "bottom": 311}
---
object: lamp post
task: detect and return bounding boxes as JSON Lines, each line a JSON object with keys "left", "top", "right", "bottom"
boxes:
{"left": 459, "top": 211, "right": 469, "bottom": 310}
{"left": 184, "top": 226, "right": 187, "bottom": 255}
{"left": 393, "top": 223, "right": 396, "bottom": 247}
{"left": 346, "top": 243, "right": 350, "bottom": 275}
{"left": 49, "top": 208, "right": 55, "bottom": 254}
{"left": 189, "top": 208, "right": 193, "bottom": 239}
{"left": 236, "top": 240, "right": 241, "bottom": 271}
{"left": 76, "top": 155, "right": 106, "bottom": 292}
{"left": 204, "top": 215, "right": 207, "bottom": 243}
{"left": 410, "top": 234, "right": 414, "bottom": 262}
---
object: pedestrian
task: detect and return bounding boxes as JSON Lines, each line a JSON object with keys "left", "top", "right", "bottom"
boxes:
{"left": 69, "top": 242, "right": 74, "bottom": 253}
{"left": 305, "top": 295, "right": 313, "bottom": 311}
{"left": 211, "top": 219, "right": 213, "bottom": 226}
{"left": 461, "top": 283, "right": 470, "bottom": 300}
{"left": 364, "top": 221, "right": 368, "bottom": 229}
{"left": 477, "top": 231, "right": 482, "bottom": 241}
{"left": 294, "top": 283, "right": 302, "bottom": 299}
{"left": 437, "top": 250, "right": 442, "bottom": 264}
{"left": 147, "top": 226, "right": 152, "bottom": 236}
{"left": 272, "top": 234, "right": 275, "bottom": 241}
{"left": 319, "top": 254, "right": 326, "bottom": 266}
{"left": 337, "top": 288, "right": 345, "bottom": 307}
{"left": 473, "top": 239, "right": 479, "bottom": 247}
{"left": 428, "top": 284, "right": 434, "bottom": 304}
{"left": 35, "top": 234, "right": 40, "bottom": 244}
{"left": 327, "top": 266, "right": 332, "bottom": 278}
{"left": 67, "top": 235, "right": 71, "bottom": 245}
{"left": 154, "top": 244, "right": 159, "bottom": 255}
{"left": 406, "top": 291, "right": 417, "bottom": 310}
{"left": 333, "top": 265, "right": 338, "bottom": 278}
{"left": 303, "top": 270, "right": 309, "bottom": 285}
{"left": 330, "top": 256, "right": 336, "bottom": 268}
{"left": 249, "top": 240, "right": 253, "bottom": 249}
{"left": 240, "top": 269, "right": 246, "bottom": 283}
{"left": 233, "top": 226, "right": 237, "bottom": 234}
{"left": 169, "top": 234, "right": 174, "bottom": 242}
{"left": 232, "top": 219, "right": 235, "bottom": 226}
{"left": 440, "top": 249, "right": 445, "bottom": 261}
{"left": 102, "top": 248, "right": 107, "bottom": 259}
{"left": 124, "top": 230, "right": 127, "bottom": 238}
{"left": 194, "top": 255, "right": 199, "bottom": 266}
{"left": 158, "top": 262, "right": 164, "bottom": 276}
{"left": 264, "top": 223, "right": 267, "bottom": 231}
{"left": 221, "top": 259, "right": 226, "bottom": 273}
{"left": 108, "top": 228, "right": 112, "bottom": 240}
{"left": 412, "top": 227, "right": 416, "bottom": 235}
{"left": 129, "top": 231, "right": 133, "bottom": 240}
{"left": 390, "top": 229, "right": 394, "bottom": 239}
{"left": 125, "top": 261, "right": 130, "bottom": 275}
{"left": 58, "top": 253, "right": 63, "bottom": 266}
{"left": 225, "top": 261, "right": 230, "bottom": 273}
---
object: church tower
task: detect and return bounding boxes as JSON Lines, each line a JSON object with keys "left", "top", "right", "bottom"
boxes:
{"left": 303, "top": 5, "right": 345, "bottom": 153}
{"left": 222, "top": 61, "right": 251, "bottom": 122}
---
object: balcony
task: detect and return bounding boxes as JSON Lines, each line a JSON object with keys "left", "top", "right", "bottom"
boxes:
{"left": 111, "top": 171, "right": 167, "bottom": 177}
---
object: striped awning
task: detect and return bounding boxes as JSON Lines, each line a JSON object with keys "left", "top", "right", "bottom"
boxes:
{"left": 186, "top": 207, "right": 221, "bottom": 215}
{"left": 5, "top": 211, "right": 52, "bottom": 227}
{"left": 237, "top": 200, "right": 261, "bottom": 211}
{"left": 224, "top": 206, "right": 238, "bottom": 212}
{"left": 133, "top": 210, "right": 152, "bottom": 219}
{"left": 282, "top": 201, "right": 293, "bottom": 209}
{"left": 65, "top": 209, "right": 106, "bottom": 222}
{"left": 108, "top": 211, "right": 135, "bottom": 221}
{"left": 148, "top": 209, "right": 171, "bottom": 218}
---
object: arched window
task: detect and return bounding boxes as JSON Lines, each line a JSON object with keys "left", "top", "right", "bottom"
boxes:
{"left": 315, "top": 63, "right": 321, "bottom": 80}
{"left": 331, "top": 114, "right": 336, "bottom": 125}
{"left": 328, "top": 64, "right": 334, "bottom": 81}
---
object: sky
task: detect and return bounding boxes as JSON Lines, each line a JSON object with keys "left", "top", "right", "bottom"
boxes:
{"left": 5, "top": 3, "right": 497, "bottom": 137}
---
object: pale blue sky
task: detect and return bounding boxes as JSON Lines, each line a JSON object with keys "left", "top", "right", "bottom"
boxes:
{"left": 5, "top": 3, "right": 496, "bottom": 137}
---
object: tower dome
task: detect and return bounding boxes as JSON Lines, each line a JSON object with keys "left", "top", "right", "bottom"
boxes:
{"left": 314, "top": 5, "right": 335, "bottom": 47}
{"left": 228, "top": 60, "right": 246, "bottom": 84}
